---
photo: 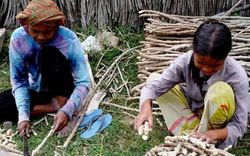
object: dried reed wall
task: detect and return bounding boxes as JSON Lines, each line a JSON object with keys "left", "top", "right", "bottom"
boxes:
{"left": 0, "top": 0, "right": 250, "bottom": 29}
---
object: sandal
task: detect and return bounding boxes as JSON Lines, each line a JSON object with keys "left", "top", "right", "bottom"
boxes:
{"left": 80, "top": 114, "right": 112, "bottom": 139}
{"left": 78, "top": 109, "right": 103, "bottom": 131}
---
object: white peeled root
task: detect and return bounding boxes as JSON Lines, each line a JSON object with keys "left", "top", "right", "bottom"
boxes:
{"left": 0, "top": 128, "right": 22, "bottom": 155}
{"left": 145, "top": 135, "right": 235, "bottom": 156}
{"left": 138, "top": 121, "right": 151, "bottom": 140}
{"left": 138, "top": 124, "right": 144, "bottom": 135}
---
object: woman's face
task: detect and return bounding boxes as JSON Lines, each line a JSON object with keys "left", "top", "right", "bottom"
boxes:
{"left": 194, "top": 53, "right": 225, "bottom": 77}
{"left": 28, "top": 23, "right": 58, "bottom": 46}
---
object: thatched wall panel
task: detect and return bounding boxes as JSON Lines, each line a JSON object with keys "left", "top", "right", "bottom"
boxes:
{"left": 0, "top": 0, "right": 249, "bottom": 29}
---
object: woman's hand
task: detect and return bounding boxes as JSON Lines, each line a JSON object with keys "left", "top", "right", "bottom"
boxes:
{"left": 52, "top": 111, "right": 68, "bottom": 133}
{"left": 18, "top": 121, "right": 30, "bottom": 137}
{"left": 134, "top": 99, "right": 153, "bottom": 133}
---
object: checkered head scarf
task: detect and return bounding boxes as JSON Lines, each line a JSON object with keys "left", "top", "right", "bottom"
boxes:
{"left": 16, "top": 0, "right": 66, "bottom": 26}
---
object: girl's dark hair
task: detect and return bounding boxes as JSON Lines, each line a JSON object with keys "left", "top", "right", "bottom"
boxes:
{"left": 193, "top": 21, "right": 232, "bottom": 59}
{"left": 189, "top": 21, "right": 232, "bottom": 87}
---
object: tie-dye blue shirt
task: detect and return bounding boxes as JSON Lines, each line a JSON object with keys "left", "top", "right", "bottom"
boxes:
{"left": 9, "top": 26, "right": 90, "bottom": 124}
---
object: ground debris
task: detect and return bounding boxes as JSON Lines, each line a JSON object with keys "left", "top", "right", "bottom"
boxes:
{"left": 0, "top": 128, "right": 22, "bottom": 155}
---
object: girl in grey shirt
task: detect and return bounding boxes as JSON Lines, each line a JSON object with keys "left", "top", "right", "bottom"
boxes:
{"left": 134, "top": 21, "right": 249, "bottom": 149}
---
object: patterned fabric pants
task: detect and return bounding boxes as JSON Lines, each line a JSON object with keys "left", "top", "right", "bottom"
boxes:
{"left": 147, "top": 73, "right": 235, "bottom": 135}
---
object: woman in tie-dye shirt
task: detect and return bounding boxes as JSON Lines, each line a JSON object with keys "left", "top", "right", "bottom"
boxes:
{"left": 0, "top": 0, "right": 90, "bottom": 137}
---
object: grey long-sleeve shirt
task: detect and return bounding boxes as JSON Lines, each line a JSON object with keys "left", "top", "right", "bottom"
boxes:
{"left": 140, "top": 50, "right": 249, "bottom": 149}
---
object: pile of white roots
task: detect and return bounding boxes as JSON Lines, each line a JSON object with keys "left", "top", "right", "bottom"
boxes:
{"left": 145, "top": 135, "right": 234, "bottom": 156}
{"left": 0, "top": 128, "right": 22, "bottom": 155}
{"left": 0, "top": 128, "right": 16, "bottom": 149}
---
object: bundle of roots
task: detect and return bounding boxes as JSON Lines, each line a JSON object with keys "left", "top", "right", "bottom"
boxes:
{"left": 145, "top": 135, "right": 234, "bottom": 156}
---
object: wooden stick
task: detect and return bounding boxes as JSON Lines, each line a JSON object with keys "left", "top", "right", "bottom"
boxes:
{"left": 117, "top": 65, "right": 131, "bottom": 97}
{"left": 213, "top": 4, "right": 250, "bottom": 16}
{"left": 31, "top": 117, "right": 45, "bottom": 129}
{"left": 103, "top": 101, "right": 139, "bottom": 112}
{"left": 139, "top": 10, "right": 195, "bottom": 25}
{"left": 224, "top": 0, "right": 245, "bottom": 16}
{"left": 123, "top": 111, "right": 136, "bottom": 118}
{"left": 31, "top": 129, "right": 54, "bottom": 156}
{"left": 105, "top": 65, "right": 118, "bottom": 87}
{"left": 63, "top": 45, "right": 142, "bottom": 147}
{"left": 85, "top": 53, "right": 96, "bottom": 89}
{"left": 96, "top": 49, "right": 109, "bottom": 72}
{"left": 103, "top": 101, "right": 163, "bottom": 115}
{"left": 44, "top": 116, "right": 49, "bottom": 125}
{"left": 233, "top": 25, "right": 250, "bottom": 39}
{"left": 126, "top": 96, "right": 140, "bottom": 100}
{"left": 156, "top": 118, "right": 163, "bottom": 127}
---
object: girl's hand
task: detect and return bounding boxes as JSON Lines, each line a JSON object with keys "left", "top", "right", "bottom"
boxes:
{"left": 189, "top": 128, "right": 228, "bottom": 144}
{"left": 134, "top": 99, "right": 153, "bottom": 132}
{"left": 189, "top": 132, "right": 214, "bottom": 144}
